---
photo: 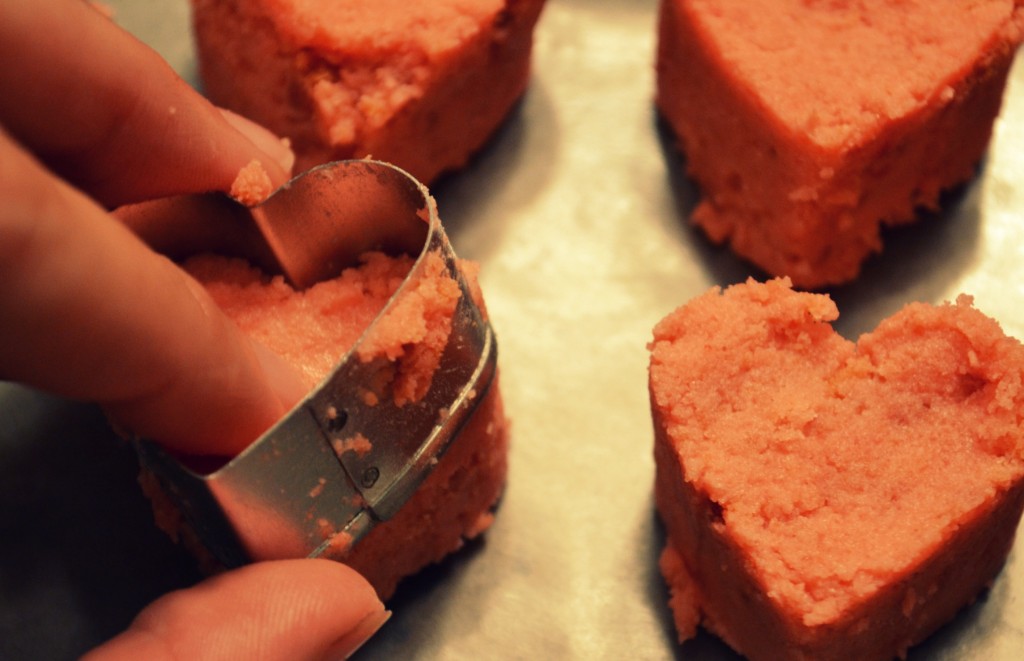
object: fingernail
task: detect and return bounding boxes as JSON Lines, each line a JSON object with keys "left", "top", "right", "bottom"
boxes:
{"left": 219, "top": 108, "right": 296, "bottom": 177}
{"left": 251, "top": 340, "right": 308, "bottom": 413}
{"left": 324, "top": 608, "right": 392, "bottom": 660}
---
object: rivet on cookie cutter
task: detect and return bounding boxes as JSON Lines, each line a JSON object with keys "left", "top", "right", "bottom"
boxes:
{"left": 136, "top": 160, "right": 497, "bottom": 568}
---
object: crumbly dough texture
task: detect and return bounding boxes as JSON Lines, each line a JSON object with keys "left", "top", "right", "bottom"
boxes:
{"left": 656, "top": 0, "right": 1024, "bottom": 287}
{"left": 191, "top": 0, "right": 546, "bottom": 183}
{"left": 145, "top": 252, "right": 507, "bottom": 600}
{"left": 649, "top": 278, "right": 1024, "bottom": 660}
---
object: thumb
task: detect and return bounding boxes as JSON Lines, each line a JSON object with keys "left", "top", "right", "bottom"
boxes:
{"left": 82, "top": 559, "right": 389, "bottom": 661}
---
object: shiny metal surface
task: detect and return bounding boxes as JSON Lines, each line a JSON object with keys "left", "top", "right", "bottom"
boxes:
{"left": 2, "top": 1, "right": 1024, "bottom": 659}
{"left": 250, "top": 160, "right": 429, "bottom": 289}
{"left": 138, "top": 160, "right": 497, "bottom": 568}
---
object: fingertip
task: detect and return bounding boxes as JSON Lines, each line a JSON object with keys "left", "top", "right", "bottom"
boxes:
{"left": 85, "top": 559, "right": 388, "bottom": 661}
{"left": 219, "top": 108, "right": 296, "bottom": 184}
{"left": 324, "top": 608, "right": 392, "bottom": 661}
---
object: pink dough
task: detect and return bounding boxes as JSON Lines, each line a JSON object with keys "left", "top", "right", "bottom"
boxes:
{"left": 649, "top": 278, "right": 1024, "bottom": 659}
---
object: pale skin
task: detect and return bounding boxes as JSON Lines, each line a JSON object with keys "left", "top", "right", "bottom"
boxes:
{"left": 0, "top": 1, "right": 387, "bottom": 658}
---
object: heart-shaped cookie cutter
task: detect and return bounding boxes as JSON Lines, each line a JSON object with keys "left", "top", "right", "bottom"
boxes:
{"left": 136, "top": 160, "right": 497, "bottom": 568}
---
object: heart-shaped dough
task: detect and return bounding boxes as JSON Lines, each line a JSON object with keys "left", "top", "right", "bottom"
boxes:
{"left": 649, "top": 278, "right": 1024, "bottom": 660}
{"left": 191, "top": 0, "right": 547, "bottom": 185}
{"left": 656, "top": 0, "right": 1024, "bottom": 287}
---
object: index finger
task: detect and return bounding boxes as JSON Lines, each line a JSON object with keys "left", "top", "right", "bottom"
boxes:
{"left": 0, "top": 0, "right": 293, "bottom": 208}
{"left": 0, "top": 129, "right": 304, "bottom": 457}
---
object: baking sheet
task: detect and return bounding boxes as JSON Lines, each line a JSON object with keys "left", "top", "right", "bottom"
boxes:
{"left": 3, "top": 1, "right": 1024, "bottom": 658}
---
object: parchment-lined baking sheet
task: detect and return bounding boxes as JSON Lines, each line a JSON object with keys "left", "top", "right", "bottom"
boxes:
{"left": 2, "top": 1, "right": 1023, "bottom": 658}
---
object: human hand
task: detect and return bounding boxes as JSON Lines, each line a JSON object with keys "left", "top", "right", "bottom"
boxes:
{"left": 0, "top": 1, "right": 386, "bottom": 658}
{"left": 81, "top": 559, "right": 389, "bottom": 661}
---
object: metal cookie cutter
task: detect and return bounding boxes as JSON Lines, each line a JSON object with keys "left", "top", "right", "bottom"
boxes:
{"left": 136, "top": 160, "right": 497, "bottom": 568}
